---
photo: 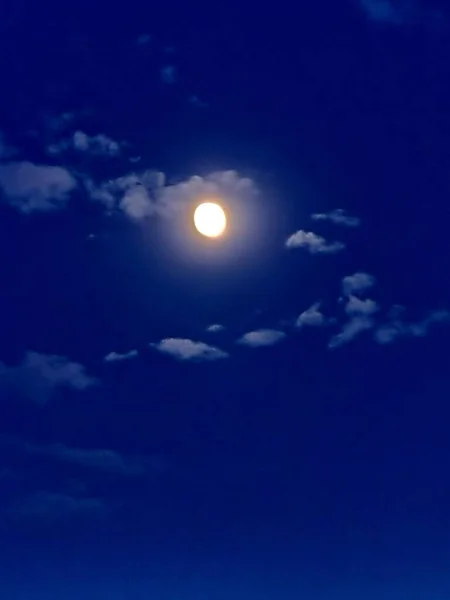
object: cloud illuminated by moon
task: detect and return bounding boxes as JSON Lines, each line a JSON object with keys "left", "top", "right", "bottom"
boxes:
{"left": 194, "top": 202, "right": 226, "bottom": 238}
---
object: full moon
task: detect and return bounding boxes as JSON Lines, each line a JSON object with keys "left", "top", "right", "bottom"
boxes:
{"left": 194, "top": 202, "right": 227, "bottom": 238}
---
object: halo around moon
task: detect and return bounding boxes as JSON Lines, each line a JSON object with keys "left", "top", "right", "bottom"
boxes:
{"left": 194, "top": 202, "right": 227, "bottom": 238}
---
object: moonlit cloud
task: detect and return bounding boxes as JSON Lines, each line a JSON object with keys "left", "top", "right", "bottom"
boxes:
{"left": 342, "top": 272, "right": 376, "bottom": 297}
{"left": 237, "top": 329, "right": 286, "bottom": 348}
{"left": 285, "top": 230, "right": 345, "bottom": 254}
{"left": 48, "top": 130, "right": 121, "bottom": 157}
{"left": 206, "top": 324, "right": 225, "bottom": 333}
{"left": 0, "top": 162, "right": 76, "bottom": 213}
{"left": 311, "top": 208, "right": 360, "bottom": 227}
{"left": 0, "top": 352, "right": 98, "bottom": 404}
{"left": 329, "top": 295, "right": 379, "bottom": 349}
{"left": 87, "top": 169, "right": 256, "bottom": 221}
{"left": 151, "top": 338, "right": 228, "bottom": 361}
{"left": 296, "top": 303, "right": 326, "bottom": 328}
{"left": 103, "top": 350, "right": 138, "bottom": 363}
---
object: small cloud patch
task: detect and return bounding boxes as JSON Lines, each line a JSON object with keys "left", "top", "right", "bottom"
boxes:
{"left": 151, "top": 338, "right": 228, "bottom": 361}
{"left": 237, "top": 329, "right": 286, "bottom": 348}
{"left": 286, "top": 230, "right": 345, "bottom": 254}
{"left": 311, "top": 208, "right": 360, "bottom": 227}
{"left": 0, "top": 162, "right": 76, "bottom": 213}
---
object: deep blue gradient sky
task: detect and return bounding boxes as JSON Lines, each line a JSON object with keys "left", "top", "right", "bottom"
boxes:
{"left": 1, "top": 1, "right": 450, "bottom": 598}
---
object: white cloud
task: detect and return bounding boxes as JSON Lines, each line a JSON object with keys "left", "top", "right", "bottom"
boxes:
{"left": 48, "top": 130, "right": 121, "bottom": 157}
{"left": 87, "top": 169, "right": 256, "bottom": 221}
{"left": 161, "top": 65, "right": 177, "bottom": 84}
{"left": 237, "top": 329, "right": 286, "bottom": 348}
{"left": 103, "top": 350, "right": 138, "bottom": 363}
{"left": 329, "top": 315, "right": 375, "bottom": 349}
{"left": 151, "top": 338, "right": 228, "bottom": 361}
{"left": 0, "top": 162, "right": 76, "bottom": 213}
{"left": 311, "top": 208, "right": 360, "bottom": 227}
{"left": 345, "top": 295, "right": 379, "bottom": 316}
{"left": 285, "top": 230, "right": 345, "bottom": 254}
{"left": 329, "top": 295, "right": 379, "bottom": 349}
{"left": 296, "top": 302, "right": 326, "bottom": 328}
{"left": 374, "top": 310, "right": 450, "bottom": 344}
{"left": 342, "top": 272, "right": 376, "bottom": 297}
{"left": 206, "top": 324, "right": 225, "bottom": 333}
{"left": 0, "top": 352, "right": 97, "bottom": 404}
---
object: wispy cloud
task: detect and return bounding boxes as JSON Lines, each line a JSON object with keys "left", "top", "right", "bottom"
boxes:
{"left": 161, "top": 65, "right": 177, "bottom": 84}
{"left": 103, "top": 350, "right": 138, "bottom": 363}
{"left": 374, "top": 310, "right": 450, "bottom": 344}
{"left": 329, "top": 295, "right": 379, "bottom": 349}
{"left": 0, "top": 162, "right": 76, "bottom": 213}
{"left": 0, "top": 435, "right": 148, "bottom": 476}
{"left": 237, "top": 329, "right": 286, "bottom": 348}
{"left": 296, "top": 302, "right": 327, "bottom": 328}
{"left": 342, "top": 272, "right": 376, "bottom": 296}
{"left": 311, "top": 208, "right": 360, "bottom": 227}
{"left": 0, "top": 352, "right": 97, "bottom": 404}
{"left": 10, "top": 491, "right": 106, "bottom": 522}
{"left": 285, "top": 230, "right": 345, "bottom": 254}
{"left": 151, "top": 338, "right": 228, "bottom": 361}
{"left": 359, "top": 0, "right": 403, "bottom": 23}
{"left": 48, "top": 130, "right": 121, "bottom": 157}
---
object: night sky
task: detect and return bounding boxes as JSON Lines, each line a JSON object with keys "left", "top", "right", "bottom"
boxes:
{"left": 1, "top": 1, "right": 450, "bottom": 598}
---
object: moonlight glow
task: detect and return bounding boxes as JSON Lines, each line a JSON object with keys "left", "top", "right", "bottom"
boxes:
{"left": 194, "top": 202, "right": 227, "bottom": 238}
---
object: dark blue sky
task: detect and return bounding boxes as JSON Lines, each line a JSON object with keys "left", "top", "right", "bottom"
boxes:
{"left": 1, "top": 0, "right": 450, "bottom": 598}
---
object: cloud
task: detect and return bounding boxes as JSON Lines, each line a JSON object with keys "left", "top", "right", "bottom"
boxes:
{"left": 88, "top": 169, "right": 256, "bottom": 221}
{"left": 151, "top": 338, "right": 228, "bottom": 361}
{"left": 342, "top": 272, "right": 376, "bottom": 297}
{"left": 296, "top": 302, "right": 326, "bottom": 328}
{"left": 329, "top": 295, "right": 379, "bottom": 349}
{"left": 345, "top": 295, "right": 379, "bottom": 317}
{"left": 0, "top": 162, "right": 76, "bottom": 213}
{"left": 311, "top": 208, "right": 360, "bottom": 227}
{"left": 103, "top": 350, "right": 138, "bottom": 363}
{"left": 0, "top": 352, "right": 97, "bottom": 404}
{"left": 237, "top": 329, "right": 286, "bottom": 348}
{"left": 136, "top": 33, "right": 152, "bottom": 45}
{"left": 48, "top": 130, "right": 121, "bottom": 157}
{"left": 0, "top": 435, "right": 147, "bottom": 476}
{"left": 161, "top": 65, "right": 177, "bottom": 84}
{"left": 285, "top": 230, "right": 345, "bottom": 254}
{"left": 359, "top": 0, "right": 403, "bottom": 23}
{"left": 206, "top": 324, "right": 225, "bottom": 333}
{"left": 374, "top": 309, "right": 450, "bottom": 344}
{"left": 10, "top": 491, "right": 105, "bottom": 521}
{"left": 188, "top": 95, "right": 209, "bottom": 108}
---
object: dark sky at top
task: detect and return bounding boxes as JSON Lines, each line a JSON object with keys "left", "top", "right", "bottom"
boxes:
{"left": 1, "top": 0, "right": 450, "bottom": 598}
